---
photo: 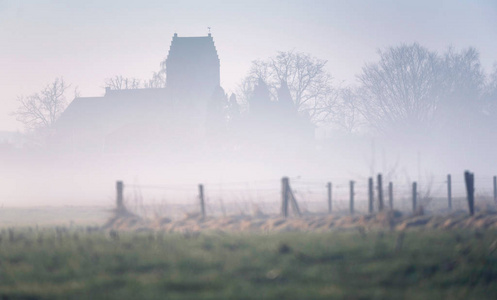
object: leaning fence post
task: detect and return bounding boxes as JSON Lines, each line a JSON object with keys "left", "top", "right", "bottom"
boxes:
{"left": 464, "top": 171, "right": 475, "bottom": 216}
{"left": 198, "top": 184, "right": 206, "bottom": 218}
{"left": 349, "top": 181, "right": 355, "bottom": 215}
{"left": 327, "top": 182, "right": 332, "bottom": 214}
{"left": 412, "top": 182, "right": 417, "bottom": 212}
{"left": 116, "top": 181, "right": 124, "bottom": 211}
{"left": 447, "top": 174, "right": 452, "bottom": 210}
{"left": 377, "top": 174, "right": 384, "bottom": 211}
{"left": 388, "top": 182, "right": 393, "bottom": 210}
{"left": 493, "top": 176, "right": 496, "bottom": 204}
{"left": 368, "top": 177, "right": 374, "bottom": 214}
{"left": 281, "top": 177, "right": 289, "bottom": 217}
{"left": 287, "top": 180, "right": 302, "bottom": 217}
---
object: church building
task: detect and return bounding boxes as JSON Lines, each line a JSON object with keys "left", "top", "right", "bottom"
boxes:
{"left": 54, "top": 33, "right": 223, "bottom": 154}
{"left": 166, "top": 33, "right": 220, "bottom": 98}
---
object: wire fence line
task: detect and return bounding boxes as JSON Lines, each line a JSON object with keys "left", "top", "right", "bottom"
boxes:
{"left": 116, "top": 173, "right": 497, "bottom": 219}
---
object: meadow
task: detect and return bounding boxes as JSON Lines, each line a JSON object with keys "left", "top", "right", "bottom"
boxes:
{"left": 0, "top": 226, "right": 497, "bottom": 299}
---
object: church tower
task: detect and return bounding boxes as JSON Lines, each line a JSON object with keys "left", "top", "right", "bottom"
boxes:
{"left": 165, "top": 33, "right": 220, "bottom": 98}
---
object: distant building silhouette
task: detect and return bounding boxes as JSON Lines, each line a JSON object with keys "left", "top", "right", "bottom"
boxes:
{"left": 166, "top": 33, "right": 220, "bottom": 98}
{"left": 54, "top": 87, "right": 170, "bottom": 153}
{"left": 238, "top": 78, "right": 313, "bottom": 156}
{"left": 54, "top": 33, "right": 311, "bottom": 156}
{"left": 55, "top": 33, "right": 222, "bottom": 154}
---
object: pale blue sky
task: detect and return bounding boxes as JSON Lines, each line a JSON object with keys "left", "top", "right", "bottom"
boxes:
{"left": 1, "top": 0, "right": 496, "bottom": 131}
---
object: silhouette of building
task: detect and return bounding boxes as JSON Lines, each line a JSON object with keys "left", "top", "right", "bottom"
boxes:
{"left": 54, "top": 33, "right": 223, "bottom": 154}
{"left": 54, "top": 33, "right": 312, "bottom": 157}
{"left": 166, "top": 33, "right": 220, "bottom": 98}
{"left": 237, "top": 78, "right": 313, "bottom": 156}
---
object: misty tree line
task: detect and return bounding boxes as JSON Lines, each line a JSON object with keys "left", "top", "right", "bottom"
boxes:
{"left": 12, "top": 43, "right": 497, "bottom": 146}
{"left": 238, "top": 44, "right": 497, "bottom": 141}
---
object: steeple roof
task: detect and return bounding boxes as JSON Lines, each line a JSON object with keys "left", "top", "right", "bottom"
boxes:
{"left": 166, "top": 34, "right": 219, "bottom": 63}
{"left": 165, "top": 33, "right": 220, "bottom": 95}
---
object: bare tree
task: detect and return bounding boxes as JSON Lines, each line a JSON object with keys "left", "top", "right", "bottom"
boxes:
{"left": 331, "top": 88, "right": 363, "bottom": 133}
{"left": 105, "top": 75, "right": 142, "bottom": 90}
{"left": 12, "top": 77, "right": 70, "bottom": 132}
{"left": 239, "top": 51, "right": 337, "bottom": 122}
{"left": 356, "top": 43, "right": 485, "bottom": 136}
{"left": 479, "top": 63, "right": 497, "bottom": 137}
{"left": 489, "top": 63, "right": 497, "bottom": 90}
{"left": 483, "top": 63, "right": 497, "bottom": 116}
{"left": 105, "top": 72, "right": 167, "bottom": 90}
{"left": 437, "top": 46, "right": 485, "bottom": 124}
{"left": 144, "top": 71, "right": 166, "bottom": 88}
{"left": 356, "top": 43, "right": 443, "bottom": 135}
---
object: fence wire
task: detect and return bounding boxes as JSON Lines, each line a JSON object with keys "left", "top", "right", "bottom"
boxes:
{"left": 119, "top": 174, "right": 497, "bottom": 219}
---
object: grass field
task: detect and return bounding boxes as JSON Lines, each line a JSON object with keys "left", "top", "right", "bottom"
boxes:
{"left": 0, "top": 227, "right": 497, "bottom": 299}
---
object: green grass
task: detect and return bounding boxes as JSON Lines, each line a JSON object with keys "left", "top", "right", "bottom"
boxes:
{"left": 0, "top": 228, "right": 497, "bottom": 299}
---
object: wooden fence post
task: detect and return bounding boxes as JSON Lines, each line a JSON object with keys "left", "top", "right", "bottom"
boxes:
{"left": 447, "top": 174, "right": 452, "bottom": 210}
{"left": 198, "top": 184, "right": 205, "bottom": 218}
{"left": 116, "top": 181, "right": 124, "bottom": 211}
{"left": 287, "top": 179, "right": 302, "bottom": 217}
{"left": 412, "top": 182, "right": 417, "bottom": 212}
{"left": 327, "top": 182, "right": 332, "bottom": 214}
{"left": 368, "top": 177, "right": 374, "bottom": 214}
{"left": 464, "top": 171, "right": 475, "bottom": 216}
{"left": 388, "top": 182, "right": 393, "bottom": 210}
{"left": 281, "top": 177, "right": 289, "bottom": 217}
{"left": 350, "top": 181, "right": 355, "bottom": 215}
{"left": 280, "top": 177, "right": 301, "bottom": 217}
{"left": 494, "top": 176, "right": 497, "bottom": 204}
{"left": 377, "top": 174, "right": 384, "bottom": 211}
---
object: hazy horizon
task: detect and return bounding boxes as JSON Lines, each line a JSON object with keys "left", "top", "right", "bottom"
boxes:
{"left": 1, "top": 0, "right": 496, "bottom": 131}
{"left": 1, "top": 0, "right": 496, "bottom": 208}
{"left": 2, "top": 3, "right": 497, "bottom": 298}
